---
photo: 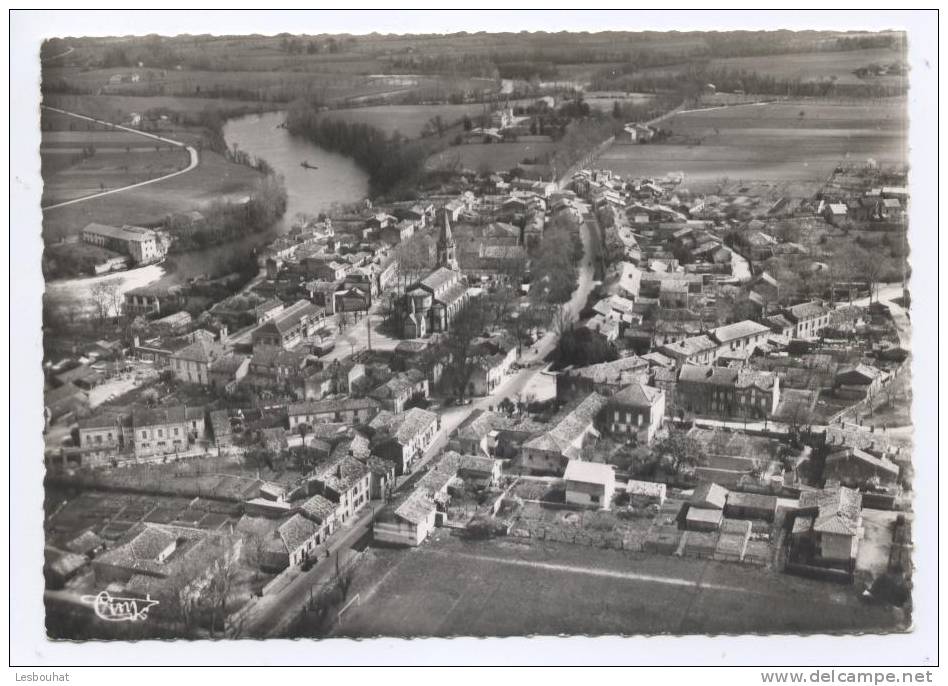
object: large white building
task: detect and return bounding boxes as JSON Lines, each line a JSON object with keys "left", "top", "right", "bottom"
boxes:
{"left": 81, "top": 223, "right": 164, "bottom": 264}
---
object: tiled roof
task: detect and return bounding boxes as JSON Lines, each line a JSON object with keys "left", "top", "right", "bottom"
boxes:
{"left": 713, "top": 320, "right": 770, "bottom": 344}
{"left": 726, "top": 491, "right": 777, "bottom": 510}
{"left": 836, "top": 364, "right": 884, "bottom": 383}
{"left": 394, "top": 407, "right": 438, "bottom": 444}
{"left": 369, "top": 370, "right": 426, "bottom": 400}
{"left": 278, "top": 514, "right": 321, "bottom": 553}
{"left": 798, "top": 486, "right": 862, "bottom": 536}
{"left": 562, "top": 356, "right": 648, "bottom": 384}
{"left": 172, "top": 338, "right": 223, "bottom": 364}
{"left": 394, "top": 492, "right": 436, "bottom": 525}
{"left": 252, "top": 347, "right": 311, "bottom": 369}
{"left": 564, "top": 459, "right": 614, "bottom": 486}
{"left": 298, "top": 494, "right": 337, "bottom": 523}
{"left": 420, "top": 267, "right": 459, "bottom": 292}
{"left": 787, "top": 300, "right": 829, "bottom": 321}
{"left": 132, "top": 405, "right": 188, "bottom": 427}
{"left": 258, "top": 300, "right": 322, "bottom": 335}
{"left": 210, "top": 354, "right": 248, "bottom": 375}
{"left": 612, "top": 381, "right": 663, "bottom": 408}
{"left": 660, "top": 335, "right": 718, "bottom": 359}
{"left": 690, "top": 482, "right": 728, "bottom": 509}
{"left": 288, "top": 397, "right": 380, "bottom": 417}
{"left": 526, "top": 393, "right": 606, "bottom": 453}
{"left": 82, "top": 222, "right": 157, "bottom": 243}
{"left": 95, "top": 523, "right": 205, "bottom": 574}
{"left": 735, "top": 369, "right": 777, "bottom": 391}
{"left": 313, "top": 454, "right": 370, "bottom": 493}
{"left": 825, "top": 447, "right": 899, "bottom": 477}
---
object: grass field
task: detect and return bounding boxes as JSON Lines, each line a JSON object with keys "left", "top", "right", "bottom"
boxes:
{"left": 583, "top": 91, "right": 657, "bottom": 112}
{"left": 426, "top": 141, "right": 559, "bottom": 173}
{"left": 708, "top": 48, "right": 906, "bottom": 87}
{"left": 335, "top": 533, "right": 905, "bottom": 637}
{"left": 42, "top": 150, "right": 261, "bottom": 242}
{"left": 40, "top": 107, "right": 193, "bottom": 207}
{"left": 596, "top": 98, "right": 907, "bottom": 194}
{"left": 44, "top": 93, "right": 273, "bottom": 121}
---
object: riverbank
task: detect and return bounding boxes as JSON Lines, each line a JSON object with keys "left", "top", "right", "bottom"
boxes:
{"left": 44, "top": 110, "right": 369, "bottom": 309}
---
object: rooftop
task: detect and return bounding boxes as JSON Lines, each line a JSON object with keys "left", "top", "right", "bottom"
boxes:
{"left": 713, "top": 320, "right": 770, "bottom": 344}
{"left": 564, "top": 459, "right": 615, "bottom": 487}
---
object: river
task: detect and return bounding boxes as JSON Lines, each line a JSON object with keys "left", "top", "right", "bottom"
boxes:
{"left": 45, "top": 110, "right": 370, "bottom": 314}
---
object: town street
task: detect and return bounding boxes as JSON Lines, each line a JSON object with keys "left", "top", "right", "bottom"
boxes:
{"left": 239, "top": 210, "right": 599, "bottom": 637}
{"left": 238, "top": 502, "right": 378, "bottom": 637}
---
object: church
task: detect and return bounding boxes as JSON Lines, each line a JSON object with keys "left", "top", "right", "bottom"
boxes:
{"left": 401, "top": 209, "right": 471, "bottom": 339}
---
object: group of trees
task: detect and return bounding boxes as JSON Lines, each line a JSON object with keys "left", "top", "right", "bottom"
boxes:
{"left": 529, "top": 214, "right": 583, "bottom": 305}
{"left": 170, "top": 174, "right": 287, "bottom": 252}
{"left": 286, "top": 101, "right": 429, "bottom": 196}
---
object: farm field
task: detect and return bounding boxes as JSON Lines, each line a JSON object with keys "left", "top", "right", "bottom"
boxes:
{"left": 596, "top": 98, "right": 906, "bottom": 194}
{"left": 708, "top": 47, "right": 906, "bottom": 86}
{"left": 335, "top": 533, "right": 905, "bottom": 637}
{"left": 426, "top": 141, "right": 559, "bottom": 174}
{"left": 42, "top": 149, "right": 262, "bottom": 243}
{"left": 44, "top": 93, "right": 273, "bottom": 121}
{"left": 44, "top": 65, "right": 486, "bottom": 107}
{"left": 40, "top": 108, "right": 193, "bottom": 206}
{"left": 584, "top": 93, "right": 658, "bottom": 113}
{"left": 314, "top": 103, "right": 496, "bottom": 138}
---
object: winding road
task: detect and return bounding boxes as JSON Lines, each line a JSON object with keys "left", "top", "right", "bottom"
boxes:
{"left": 41, "top": 105, "right": 199, "bottom": 211}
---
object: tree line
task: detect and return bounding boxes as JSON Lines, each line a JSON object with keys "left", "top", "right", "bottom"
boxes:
{"left": 169, "top": 174, "right": 287, "bottom": 252}
{"left": 592, "top": 62, "right": 905, "bottom": 98}
{"left": 285, "top": 100, "right": 429, "bottom": 197}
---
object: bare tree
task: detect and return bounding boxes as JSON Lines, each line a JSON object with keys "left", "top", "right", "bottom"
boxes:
{"left": 89, "top": 281, "right": 120, "bottom": 322}
{"left": 204, "top": 554, "right": 241, "bottom": 638}
{"left": 442, "top": 297, "right": 493, "bottom": 402}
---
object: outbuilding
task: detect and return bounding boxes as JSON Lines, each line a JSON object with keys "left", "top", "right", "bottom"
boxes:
{"left": 564, "top": 459, "right": 616, "bottom": 510}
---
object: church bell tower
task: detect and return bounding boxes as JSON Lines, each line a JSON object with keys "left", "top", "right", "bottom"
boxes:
{"left": 438, "top": 207, "right": 459, "bottom": 271}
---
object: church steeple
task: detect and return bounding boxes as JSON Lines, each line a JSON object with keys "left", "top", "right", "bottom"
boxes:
{"left": 438, "top": 207, "right": 458, "bottom": 271}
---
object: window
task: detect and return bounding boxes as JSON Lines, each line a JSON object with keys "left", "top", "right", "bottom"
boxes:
{"left": 95, "top": 435, "right": 102, "bottom": 444}
{"left": 590, "top": 494, "right": 600, "bottom": 504}
{"left": 141, "top": 431, "right": 147, "bottom": 439}
{"left": 174, "top": 428, "right": 179, "bottom": 436}
{"left": 158, "top": 429, "right": 163, "bottom": 438}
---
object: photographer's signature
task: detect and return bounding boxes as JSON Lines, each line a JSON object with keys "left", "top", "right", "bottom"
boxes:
{"left": 80, "top": 591, "right": 159, "bottom": 622}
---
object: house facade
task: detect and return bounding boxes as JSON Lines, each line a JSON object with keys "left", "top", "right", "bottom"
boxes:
{"left": 604, "top": 382, "right": 666, "bottom": 445}
{"left": 287, "top": 397, "right": 380, "bottom": 427}
{"left": 677, "top": 365, "right": 780, "bottom": 419}
{"left": 170, "top": 339, "right": 224, "bottom": 386}
{"left": 563, "top": 459, "right": 616, "bottom": 510}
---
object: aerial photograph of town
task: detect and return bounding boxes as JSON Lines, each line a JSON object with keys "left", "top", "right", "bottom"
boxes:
{"left": 35, "top": 21, "right": 916, "bottom": 643}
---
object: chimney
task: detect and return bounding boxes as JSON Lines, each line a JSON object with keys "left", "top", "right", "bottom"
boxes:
{"left": 133, "top": 335, "right": 140, "bottom": 348}
{"left": 219, "top": 324, "right": 229, "bottom": 344}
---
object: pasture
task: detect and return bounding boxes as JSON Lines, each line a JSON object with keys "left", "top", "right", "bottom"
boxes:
{"left": 426, "top": 141, "right": 558, "bottom": 173}
{"left": 335, "top": 534, "right": 904, "bottom": 637}
{"left": 596, "top": 98, "right": 906, "bottom": 194}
